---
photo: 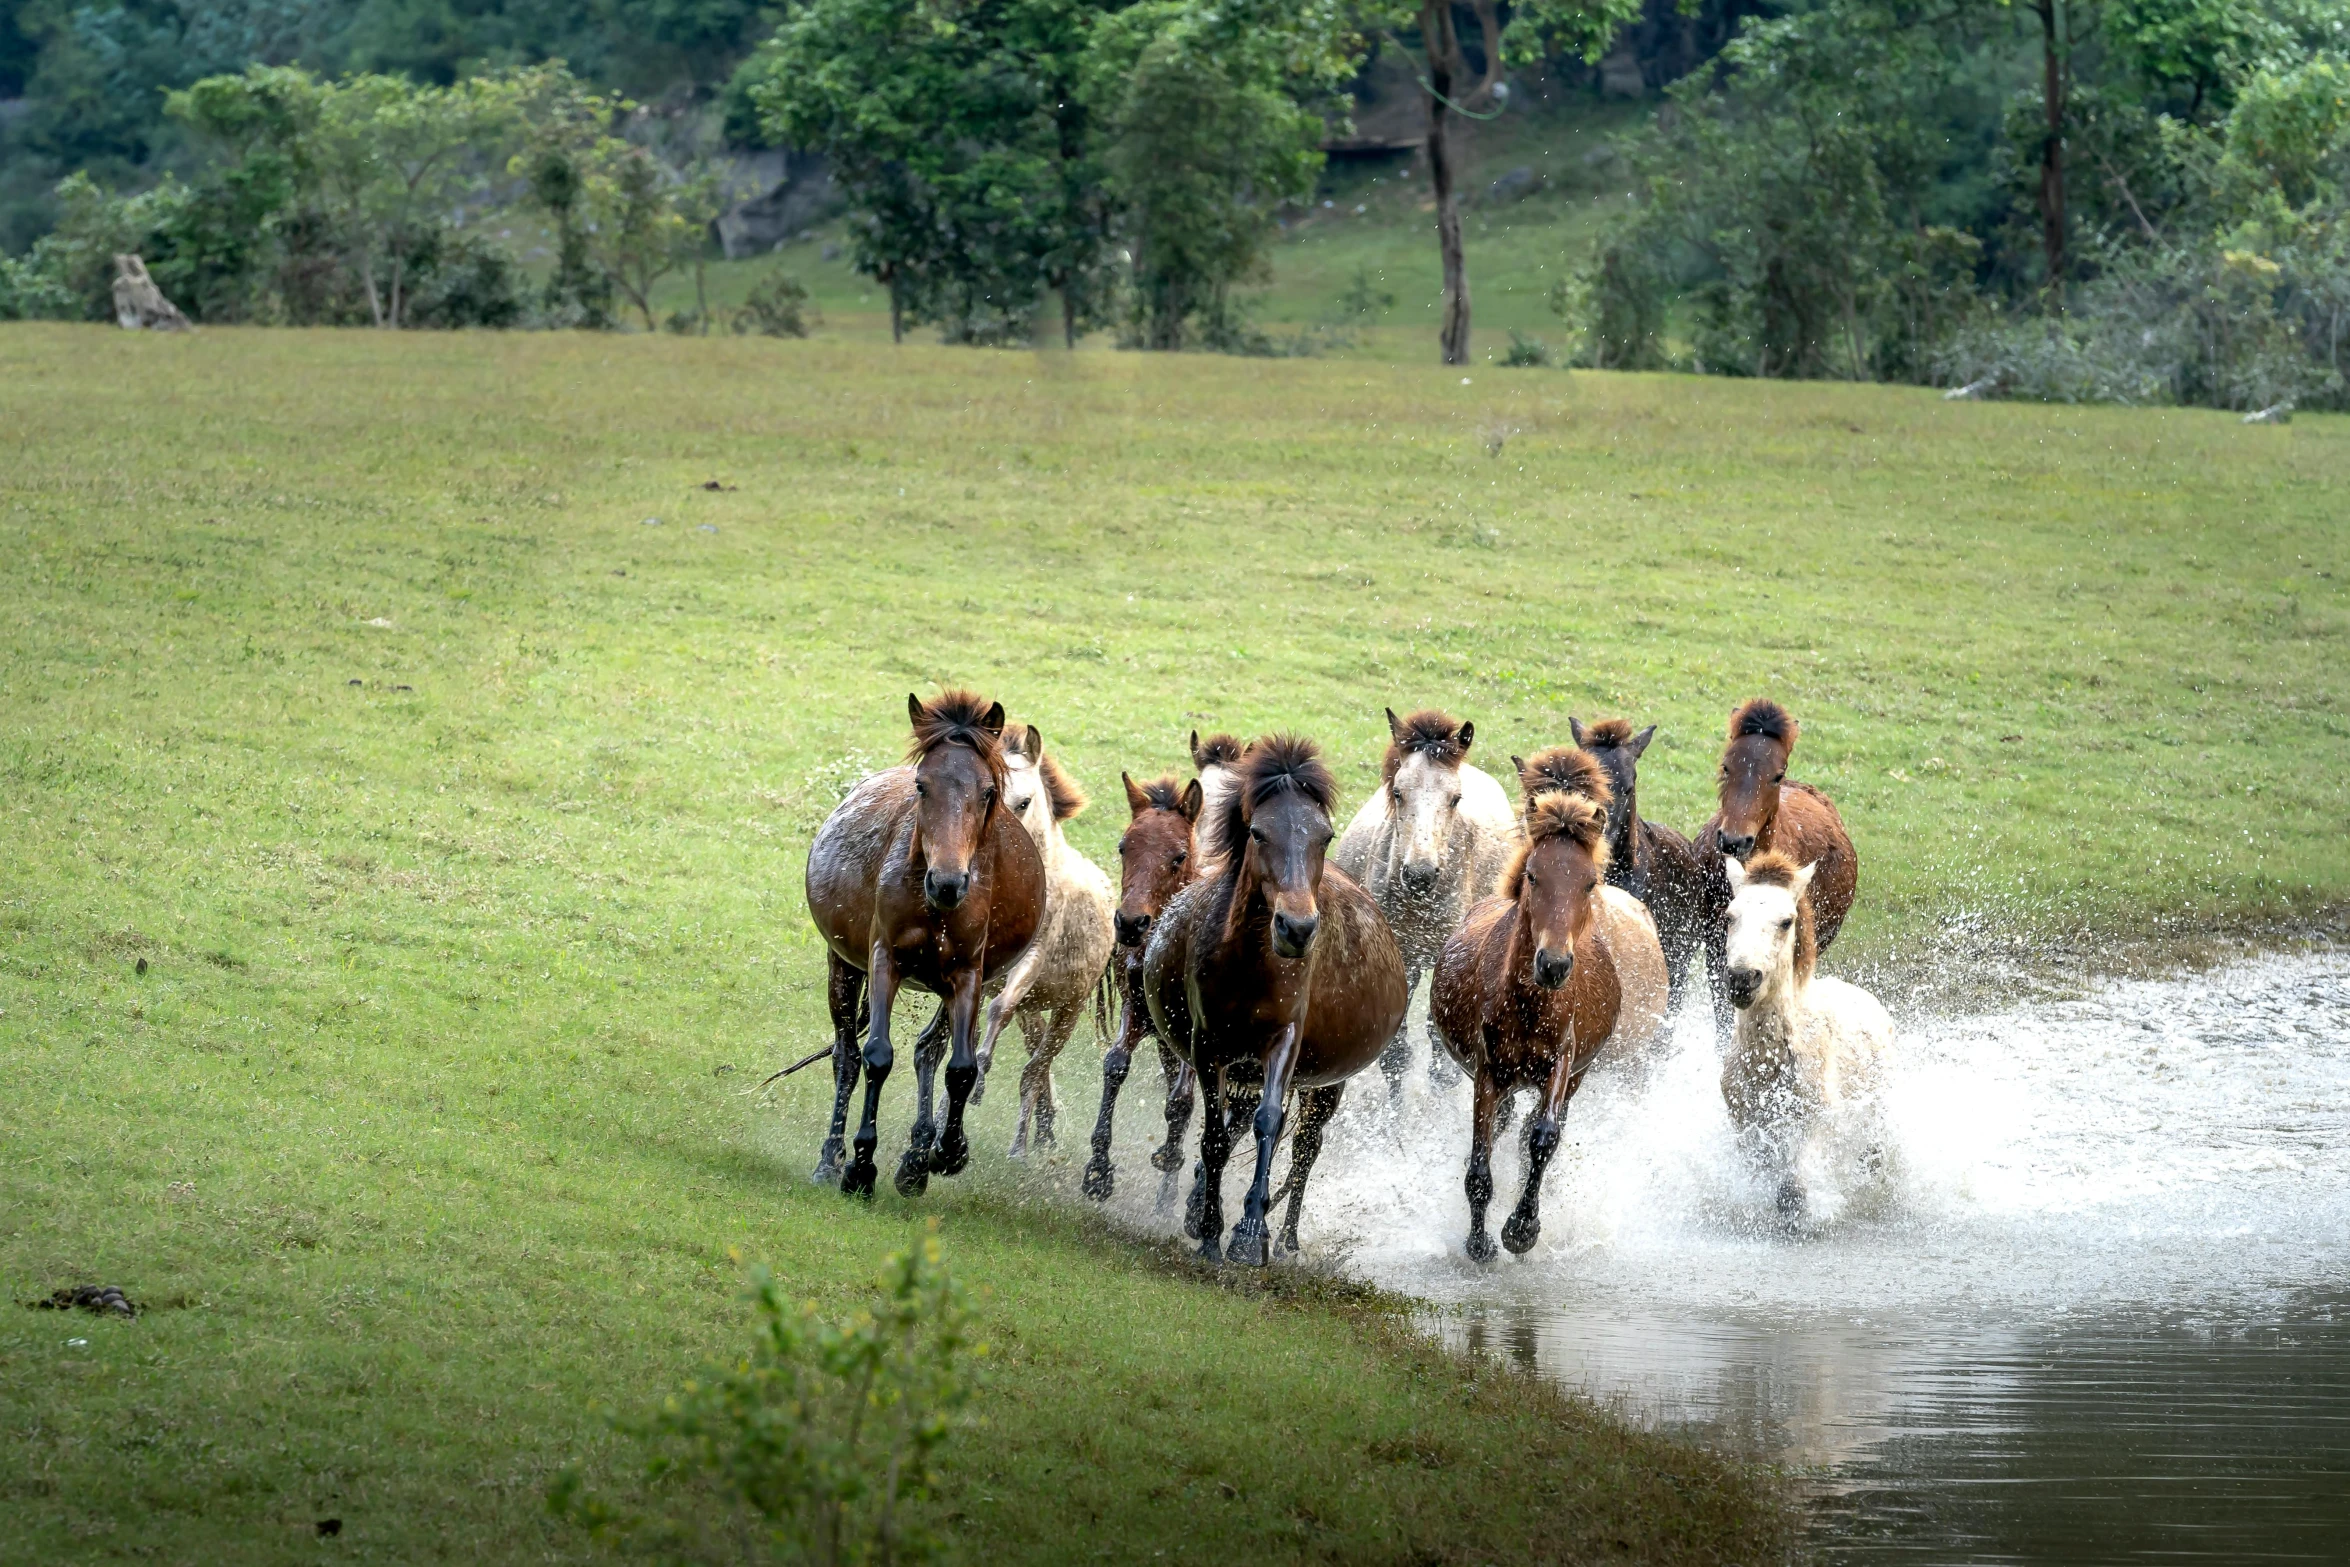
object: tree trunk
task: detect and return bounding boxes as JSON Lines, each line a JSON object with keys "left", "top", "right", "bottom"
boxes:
{"left": 361, "top": 251, "right": 384, "bottom": 329}
{"left": 2036, "top": 0, "right": 2066, "bottom": 297}
{"left": 887, "top": 269, "right": 904, "bottom": 344}
{"left": 1424, "top": 2, "right": 1472, "bottom": 365}
{"left": 1062, "top": 287, "right": 1077, "bottom": 351}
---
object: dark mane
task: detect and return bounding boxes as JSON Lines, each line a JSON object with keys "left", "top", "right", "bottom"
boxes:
{"left": 1739, "top": 849, "right": 1817, "bottom": 981}
{"left": 1728, "top": 698, "right": 1798, "bottom": 748}
{"left": 1382, "top": 709, "right": 1470, "bottom": 782}
{"left": 1578, "top": 717, "right": 1636, "bottom": 750}
{"left": 1514, "top": 746, "right": 1612, "bottom": 811}
{"left": 1501, "top": 791, "right": 1609, "bottom": 897}
{"left": 1191, "top": 732, "right": 1247, "bottom": 771}
{"left": 907, "top": 688, "right": 1008, "bottom": 785}
{"left": 1133, "top": 774, "right": 1188, "bottom": 813}
{"left": 1205, "top": 734, "right": 1336, "bottom": 867}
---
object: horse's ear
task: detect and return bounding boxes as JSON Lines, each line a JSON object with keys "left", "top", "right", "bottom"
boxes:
{"left": 1025, "top": 723, "right": 1045, "bottom": 756}
{"left": 1510, "top": 755, "right": 1526, "bottom": 787}
{"left": 1792, "top": 860, "right": 1819, "bottom": 898}
{"left": 1724, "top": 856, "right": 1748, "bottom": 889}
{"left": 1122, "top": 772, "right": 1150, "bottom": 816}
{"left": 1385, "top": 707, "right": 1406, "bottom": 743}
{"left": 1569, "top": 716, "right": 1586, "bottom": 746}
{"left": 1179, "top": 779, "right": 1203, "bottom": 822}
{"left": 1629, "top": 724, "right": 1657, "bottom": 760}
{"left": 981, "top": 701, "right": 1006, "bottom": 736}
{"left": 1456, "top": 719, "right": 1474, "bottom": 753}
{"left": 908, "top": 692, "right": 926, "bottom": 727}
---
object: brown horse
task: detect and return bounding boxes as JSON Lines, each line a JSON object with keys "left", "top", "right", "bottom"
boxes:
{"left": 1692, "top": 699, "right": 1859, "bottom": 1039}
{"left": 1566, "top": 717, "right": 1713, "bottom": 1013}
{"left": 1143, "top": 737, "right": 1409, "bottom": 1265}
{"left": 1429, "top": 791, "right": 1621, "bottom": 1261}
{"left": 804, "top": 691, "right": 1046, "bottom": 1198}
{"left": 1081, "top": 771, "right": 1205, "bottom": 1204}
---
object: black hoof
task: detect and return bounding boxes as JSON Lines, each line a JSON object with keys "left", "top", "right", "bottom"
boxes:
{"left": 1465, "top": 1229, "right": 1496, "bottom": 1263}
{"left": 894, "top": 1146, "right": 931, "bottom": 1198}
{"left": 934, "top": 1126, "right": 970, "bottom": 1177}
{"left": 1501, "top": 1212, "right": 1540, "bottom": 1255}
{"left": 1196, "top": 1235, "right": 1222, "bottom": 1263}
{"left": 1228, "top": 1218, "right": 1271, "bottom": 1268}
{"left": 1150, "top": 1139, "right": 1184, "bottom": 1173}
{"left": 812, "top": 1139, "right": 845, "bottom": 1185}
{"left": 1081, "top": 1158, "right": 1114, "bottom": 1202}
{"left": 840, "top": 1154, "right": 878, "bottom": 1200}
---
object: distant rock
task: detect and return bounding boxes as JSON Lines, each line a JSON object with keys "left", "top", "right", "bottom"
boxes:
{"left": 712, "top": 149, "right": 843, "bottom": 260}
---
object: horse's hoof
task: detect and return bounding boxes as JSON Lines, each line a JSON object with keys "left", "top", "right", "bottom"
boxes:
{"left": 968, "top": 1075, "right": 988, "bottom": 1108}
{"left": 840, "top": 1157, "right": 878, "bottom": 1201}
{"left": 1196, "top": 1234, "right": 1223, "bottom": 1263}
{"left": 894, "top": 1147, "right": 931, "bottom": 1198}
{"left": 1183, "top": 1174, "right": 1207, "bottom": 1240}
{"left": 1501, "top": 1213, "right": 1541, "bottom": 1255}
{"left": 1150, "top": 1140, "right": 1184, "bottom": 1173}
{"left": 934, "top": 1127, "right": 970, "bottom": 1177}
{"left": 1081, "top": 1159, "right": 1114, "bottom": 1202}
{"left": 1006, "top": 1134, "right": 1028, "bottom": 1160}
{"left": 1465, "top": 1229, "right": 1496, "bottom": 1263}
{"left": 812, "top": 1139, "right": 845, "bottom": 1185}
{"left": 1276, "top": 1224, "right": 1300, "bottom": 1256}
{"left": 1228, "top": 1219, "right": 1271, "bottom": 1268}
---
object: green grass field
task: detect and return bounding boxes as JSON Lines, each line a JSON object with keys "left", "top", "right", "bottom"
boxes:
{"left": 3, "top": 323, "right": 2345, "bottom": 1563}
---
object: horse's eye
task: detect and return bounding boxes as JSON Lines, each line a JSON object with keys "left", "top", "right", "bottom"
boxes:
{"left": 1250, "top": 827, "right": 1266, "bottom": 843}
{"left": 1779, "top": 916, "right": 1795, "bottom": 931}
{"left": 1448, "top": 794, "right": 1462, "bottom": 809}
{"left": 1772, "top": 772, "right": 1785, "bottom": 783}
{"left": 983, "top": 786, "right": 997, "bottom": 804}
{"left": 1391, "top": 788, "right": 1403, "bottom": 805}
{"left": 915, "top": 780, "right": 928, "bottom": 797}
{"left": 1171, "top": 850, "right": 1187, "bottom": 866}
{"left": 1523, "top": 870, "right": 1537, "bottom": 887}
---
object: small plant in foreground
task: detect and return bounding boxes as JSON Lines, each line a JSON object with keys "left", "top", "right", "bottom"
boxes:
{"left": 553, "top": 1224, "right": 978, "bottom": 1565}
{"left": 735, "top": 271, "right": 817, "bottom": 338}
{"left": 1500, "top": 329, "right": 1555, "bottom": 368}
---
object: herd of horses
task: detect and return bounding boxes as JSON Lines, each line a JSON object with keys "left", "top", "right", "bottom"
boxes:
{"left": 801, "top": 690, "right": 1894, "bottom": 1265}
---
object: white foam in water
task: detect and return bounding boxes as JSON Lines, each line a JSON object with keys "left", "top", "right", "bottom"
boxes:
{"left": 1101, "top": 949, "right": 2350, "bottom": 1317}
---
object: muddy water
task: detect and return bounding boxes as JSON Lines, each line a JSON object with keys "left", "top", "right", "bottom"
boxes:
{"left": 1099, "top": 950, "right": 2350, "bottom": 1561}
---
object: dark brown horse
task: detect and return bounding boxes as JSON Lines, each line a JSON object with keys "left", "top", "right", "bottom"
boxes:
{"left": 1429, "top": 791, "right": 1621, "bottom": 1261}
{"left": 1693, "top": 699, "right": 1859, "bottom": 1038}
{"left": 1081, "top": 771, "right": 1205, "bottom": 1204}
{"left": 1564, "top": 716, "right": 1711, "bottom": 1011}
{"left": 1143, "top": 737, "right": 1408, "bottom": 1265}
{"left": 804, "top": 691, "right": 1046, "bottom": 1198}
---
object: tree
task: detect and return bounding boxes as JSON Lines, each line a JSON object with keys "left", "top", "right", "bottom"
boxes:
{"left": 1371, "top": 1, "right": 1643, "bottom": 364}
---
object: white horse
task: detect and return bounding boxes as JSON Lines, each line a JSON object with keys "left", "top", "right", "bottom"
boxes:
{"left": 972, "top": 724, "right": 1117, "bottom": 1155}
{"left": 1189, "top": 731, "right": 1248, "bottom": 874}
{"left": 1720, "top": 851, "right": 1890, "bottom": 1217}
{"left": 1333, "top": 708, "right": 1520, "bottom": 1095}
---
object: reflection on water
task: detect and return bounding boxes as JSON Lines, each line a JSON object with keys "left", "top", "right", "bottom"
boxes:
{"left": 1094, "top": 948, "right": 2350, "bottom": 1562}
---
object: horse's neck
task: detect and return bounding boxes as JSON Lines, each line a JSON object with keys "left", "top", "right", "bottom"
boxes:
{"left": 1608, "top": 798, "right": 1646, "bottom": 878}
{"left": 1734, "top": 973, "right": 1806, "bottom": 1060}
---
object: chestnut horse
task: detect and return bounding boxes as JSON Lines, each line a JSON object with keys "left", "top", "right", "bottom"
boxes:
{"left": 805, "top": 692, "right": 1045, "bottom": 1198}
{"left": 1693, "top": 700, "right": 1859, "bottom": 1040}
{"left": 1144, "top": 737, "right": 1408, "bottom": 1265}
{"left": 1081, "top": 771, "right": 1205, "bottom": 1203}
{"left": 1567, "top": 716, "right": 1712, "bottom": 1012}
{"left": 1430, "top": 791, "right": 1621, "bottom": 1260}
{"left": 1507, "top": 747, "right": 1670, "bottom": 1054}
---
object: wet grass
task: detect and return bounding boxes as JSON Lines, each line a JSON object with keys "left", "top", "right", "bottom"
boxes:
{"left": 3, "top": 322, "right": 2346, "bottom": 1562}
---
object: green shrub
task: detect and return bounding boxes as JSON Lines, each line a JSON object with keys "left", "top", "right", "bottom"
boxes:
{"left": 1500, "top": 329, "right": 1555, "bottom": 368}
{"left": 734, "top": 271, "right": 817, "bottom": 338}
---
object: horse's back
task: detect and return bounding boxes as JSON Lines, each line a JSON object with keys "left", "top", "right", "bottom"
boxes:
{"left": 1779, "top": 783, "right": 1858, "bottom": 948}
{"left": 1594, "top": 888, "right": 1669, "bottom": 1052}
{"left": 806, "top": 767, "right": 915, "bottom": 961}
{"left": 1805, "top": 975, "right": 1890, "bottom": 1100}
{"left": 1019, "top": 840, "right": 1116, "bottom": 1010}
{"left": 1300, "top": 866, "right": 1410, "bottom": 1084}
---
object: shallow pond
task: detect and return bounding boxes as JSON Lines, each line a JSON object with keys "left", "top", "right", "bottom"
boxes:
{"left": 1105, "top": 949, "right": 2350, "bottom": 1562}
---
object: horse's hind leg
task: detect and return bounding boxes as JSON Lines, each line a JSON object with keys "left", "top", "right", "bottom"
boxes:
{"left": 1229, "top": 1026, "right": 1301, "bottom": 1268}
{"left": 1186, "top": 1067, "right": 1230, "bottom": 1257}
{"left": 1024, "top": 1005, "right": 1078, "bottom": 1151}
{"left": 888, "top": 1002, "right": 950, "bottom": 1197}
{"left": 1275, "top": 1083, "right": 1344, "bottom": 1255}
{"left": 931, "top": 965, "right": 985, "bottom": 1180}
{"left": 1503, "top": 1041, "right": 1584, "bottom": 1255}
{"left": 814, "top": 952, "right": 865, "bottom": 1183}
{"left": 1464, "top": 1071, "right": 1499, "bottom": 1262}
{"left": 845, "top": 946, "right": 902, "bottom": 1199}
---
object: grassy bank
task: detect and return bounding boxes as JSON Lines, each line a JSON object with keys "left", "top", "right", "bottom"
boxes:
{"left": 2, "top": 324, "right": 2344, "bottom": 1561}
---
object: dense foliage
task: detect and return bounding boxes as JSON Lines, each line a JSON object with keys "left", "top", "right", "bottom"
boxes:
{"left": 1572, "top": 0, "right": 2350, "bottom": 408}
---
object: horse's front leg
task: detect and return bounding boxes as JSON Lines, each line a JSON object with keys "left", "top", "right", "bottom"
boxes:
{"left": 1503, "top": 1026, "right": 1579, "bottom": 1255}
{"left": 931, "top": 965, "right": 985, "bottom": 1179}
{"left": 814, "top": 951, "right": 865, "bottom": 1183}
{"left": 1229, "top": 1025, "right": 1301, "bottom": 1267}
{"left": 1276, "top": 1083, "right": 1344, "bottom": 1254}
{"left": 1378, "top": 962, "right": 1422, "bottom": 1099}
{"left": 1153, "top": 1043, "right": 1196, "bottom": 1174}
{"left": 1017, "top": 1005, "right": 1079, "bottom": 1153}
{"left": 888, "top": 1002, "right": 950, "bottom": 1196}
{"left": 1083, "top": 965, "right": 1150, "bottom": 1200}
{"left": 1464, "top": 1067, "right": 1500, "bottom": 1262}
{"left": 845, "top": 944, "right": 900, "bottom": 1199}
{"left": 1187, "top": 1066, "right": 1230, "bottom": 1257}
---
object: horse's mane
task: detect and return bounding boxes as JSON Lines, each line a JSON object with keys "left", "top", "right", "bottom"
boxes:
{"left": 1204, "top": 734, "right": 1335, "bottom": 867}
{"left": 907, "top": 689, "right": 1008, "bottom": 786}
{"left": 1501, "top": 790, "right": 1609, "bottom": 897}
{"left": 1004, "top": 724, "right": 1087, "bottom": 822}
{"left": 1728, "top": 698, "right": 1798, "bottom": 749}
{"left": 1738, "top": 850, "right": 1817, "bottom": 982}
{"left": 1131, "top": 774, "right": 1189, "bottom": 814}
{"left": 1578, "top": 716, "right": 1637, "bottom": 749}
{"left": 1514, "top": 746, "right": 1612, "bottom": 811}
{"left": 1191, "top": 732, "right": 1247, "bottom": 771}
{"left": 1382, "top": 709, "right": 1470, "bottom": 782}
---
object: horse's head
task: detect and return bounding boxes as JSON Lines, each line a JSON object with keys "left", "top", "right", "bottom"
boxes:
{"left": 1382, "top": 707, "right": 1475, "bottom": 896}
{"left": 906, "top": 689, "right": 1009, "bottom": 912}
{"left": 1116, "top": 772, "right": 1201, "bottom": 947}
{"left": 1211, "top": 735, "right": 1336, "bottom": 960}
{"left": 1722, "top": 852, "right": 1818, "bottom": 1008}
{"left": 1505, "top": 791, "right": 1609, "bottom": 991}
{"left": 1512, "top": 745, "right": 1611, "bottom": 827}
{"left": 1569, "top": 715, "right": 1655, "bottom": 849}
{"left": 1001, "top": 723, "right": 1084, "bottom": 851}
{"left": 1716, "top": 698, "right": 1798, "bottom": 861}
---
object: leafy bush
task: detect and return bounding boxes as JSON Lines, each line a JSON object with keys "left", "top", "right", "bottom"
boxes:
{"left": 553, "top": 1226, "right": 978, "bottom": 1565}
{"left": 733, "top": 271, "right": 817, "bottom": 338}
{"left": 1499, "top": 329, "right": 1555, "bottom": 367}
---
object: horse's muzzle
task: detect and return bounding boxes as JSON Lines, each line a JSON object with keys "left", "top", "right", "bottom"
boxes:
{"left": 923, "top": 870, "right": 970, "bottom": 911}
{"left": 1532, "top": 948, "right": 1574, "bottom": 990}
{"left": 1397, "top": 861, "right": 1440, "bottom": 897}
{"left": 1271, "top": 911, "right": 1319, "bottom": 958}
{"left": 1720, "top": 832, "right": 1757, "bottom": 861}
{"left": 1725, "top": 968, "right": 1761, "bottom": 1009}
{"left": 1115, "top": 911, "right": 1151, "bottom": 947}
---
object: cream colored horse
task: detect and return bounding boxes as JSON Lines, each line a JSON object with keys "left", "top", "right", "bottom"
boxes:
{"left": 1720, "top": 852, "right": 1890, "bottom": 1217}
{"left": 972, "top": 724, "right": 1117, "bottom": 1155}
